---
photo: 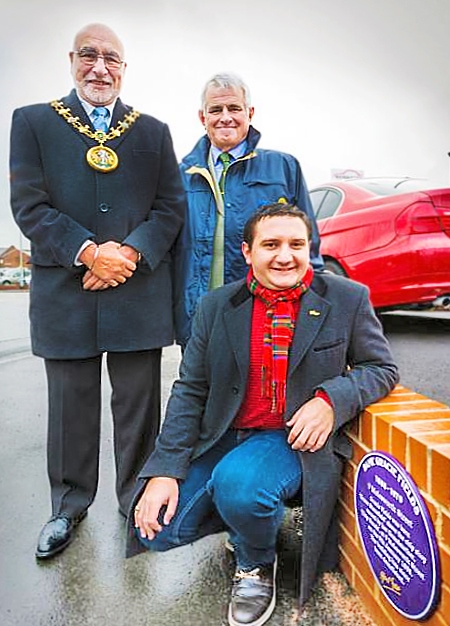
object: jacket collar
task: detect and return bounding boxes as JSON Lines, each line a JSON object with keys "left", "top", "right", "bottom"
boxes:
{"left": 230, "top": 281, "right": 251, "bottom": 308}
{"left": 182, "top": 125, "right": 262, "bottom": 169}
{"left": 223, "top": 282, "right": 252, "bottom": 382}
{"left": 288, "top": 285, "right": 330, "bottom": 374}
{"left": 59, "top": 90, "right": 130, "bottom": 146}
{"left": 225, "top": 272, "right": 330, "bottom": 376}
{"left": 228, "top": 271, "right": 328, "bottom": 309}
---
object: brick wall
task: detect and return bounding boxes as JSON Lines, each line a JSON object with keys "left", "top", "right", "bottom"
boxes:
{"left": 0, "top": 246, "right": 31, "bottom": 268}
{"left": 339, "top": 384, "right": 450, "bottom": 625}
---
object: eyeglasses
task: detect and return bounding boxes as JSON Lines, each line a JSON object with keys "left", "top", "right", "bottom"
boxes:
{"left": 74, "top": 48, "right": 124, "bottom": 70}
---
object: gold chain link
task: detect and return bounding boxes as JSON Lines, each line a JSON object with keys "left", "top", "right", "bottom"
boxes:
{"left": 50, "top": 100, "right": 140, "bottom": 145}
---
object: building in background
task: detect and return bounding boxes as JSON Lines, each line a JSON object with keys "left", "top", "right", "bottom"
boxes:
{"left": 0, "top": 245, "right": 31, "bottom": 269}
{"left": 0, "top": 246, "right": 31, "bottom": 288}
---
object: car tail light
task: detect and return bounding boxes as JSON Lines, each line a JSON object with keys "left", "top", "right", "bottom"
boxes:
{"left": 431, "top": 191, "right": 450, "bottom": 233}
{"left": 395, "top": 201, "right": 449, "bottom": 235}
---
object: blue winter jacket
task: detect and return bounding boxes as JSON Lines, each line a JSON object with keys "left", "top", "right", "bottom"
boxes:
{"left": 174, "top": 126, "right": 323, "bottom": 346}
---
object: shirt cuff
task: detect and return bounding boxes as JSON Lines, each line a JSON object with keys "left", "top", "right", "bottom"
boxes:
{"left": 74, "top": 240, "right": 95, "bottom": 266}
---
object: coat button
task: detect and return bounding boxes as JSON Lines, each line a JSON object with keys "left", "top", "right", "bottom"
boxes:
{"left": 99, "top": 203, "right": 110, "bottom": 213}
{"left": 232, "top": 386, "right": 239, "bottom": 395}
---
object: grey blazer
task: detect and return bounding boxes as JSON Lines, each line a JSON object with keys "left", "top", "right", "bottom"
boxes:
{"left": 126, "top": 271, "right": 399, "bottom": 606}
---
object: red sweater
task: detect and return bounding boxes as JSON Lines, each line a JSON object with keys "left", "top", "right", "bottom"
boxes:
{"left": 233, "top": 297, "right": 300, "bottom": 430}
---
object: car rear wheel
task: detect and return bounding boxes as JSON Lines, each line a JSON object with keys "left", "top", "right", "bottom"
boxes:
{"left": 324, "top": 259, "right": 347, "bottom": 277}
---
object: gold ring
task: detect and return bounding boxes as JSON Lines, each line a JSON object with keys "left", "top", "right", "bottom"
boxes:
{"left": 135, "top": 506, "right": 140, "bottom": 512}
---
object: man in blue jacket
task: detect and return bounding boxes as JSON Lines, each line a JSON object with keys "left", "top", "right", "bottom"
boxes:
{"left": 174, "top": 72, "right": 323, "bottom": 348}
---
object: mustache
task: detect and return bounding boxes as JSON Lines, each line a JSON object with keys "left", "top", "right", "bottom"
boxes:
{"left": 85, "top": 78, "right": 113, "bottom": 87}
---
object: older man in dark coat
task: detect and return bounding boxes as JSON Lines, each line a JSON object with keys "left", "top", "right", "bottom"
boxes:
{"left": 9, "top": 23, "right": 185, "bottom": 559}
{"left": 126, "top": 204, "right": 398, "bottom": 626}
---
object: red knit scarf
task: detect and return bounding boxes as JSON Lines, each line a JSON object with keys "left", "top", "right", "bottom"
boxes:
{"left": 246, "top": 266, "right": 313, "bottom": 413}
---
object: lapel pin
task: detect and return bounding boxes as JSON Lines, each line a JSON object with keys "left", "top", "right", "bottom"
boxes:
{"left": 308, "top": 309, "right": 321, "bottom": 316}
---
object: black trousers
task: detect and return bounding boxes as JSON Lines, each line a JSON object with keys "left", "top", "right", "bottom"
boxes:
{"left": 44, "top": 349, "right": 162, "bottom": 518}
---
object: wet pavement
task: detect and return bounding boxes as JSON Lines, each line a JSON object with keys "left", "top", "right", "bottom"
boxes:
{"left": 0, "top": 291, "right": 379, "bottom": 626}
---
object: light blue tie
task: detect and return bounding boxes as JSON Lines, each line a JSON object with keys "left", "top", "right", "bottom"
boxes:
{"left": 92, "top": 107, "right": 110, "bottom": 132}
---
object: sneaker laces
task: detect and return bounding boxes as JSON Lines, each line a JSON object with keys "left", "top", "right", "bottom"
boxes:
{"left": 235, "top": 567, "right": 262, "bottom": 580}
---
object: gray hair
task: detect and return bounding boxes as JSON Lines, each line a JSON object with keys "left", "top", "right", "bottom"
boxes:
{"left": 200, "top": 73, "right": 252, "bottom": 110}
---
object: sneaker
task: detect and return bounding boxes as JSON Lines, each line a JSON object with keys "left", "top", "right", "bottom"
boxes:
{"left": 228, "top": 555, "right": 277, "bottom": 626}
{"left": 225, "top": 537, "right": 235, "bottom": 553}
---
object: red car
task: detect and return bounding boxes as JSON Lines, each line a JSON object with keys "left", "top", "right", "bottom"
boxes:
{"left": 310, "top": 177, "right": 450, "bottom": 310}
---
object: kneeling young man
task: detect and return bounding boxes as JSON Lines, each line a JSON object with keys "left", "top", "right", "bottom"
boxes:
{"left": 127, "top": 203, "right": 398, "bottom": 626}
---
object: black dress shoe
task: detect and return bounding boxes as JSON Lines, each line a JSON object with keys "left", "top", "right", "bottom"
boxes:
{"left": 228, "top": 555, "right": 277, "bottom": 626}
{"left": 35, "top": 512, "right": 86, "bottom": 560}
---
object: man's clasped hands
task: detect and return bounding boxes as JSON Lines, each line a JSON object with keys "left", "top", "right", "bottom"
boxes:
{"left": 80, "top": 241, "right": 140, "bottom": 290}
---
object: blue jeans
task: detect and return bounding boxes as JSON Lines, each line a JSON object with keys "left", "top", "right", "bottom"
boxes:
{"left": 136, "top": 429, "right": 302, "bottom": 569}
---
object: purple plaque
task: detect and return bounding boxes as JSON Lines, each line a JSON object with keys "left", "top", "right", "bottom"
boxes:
{"left": 354, "top": 451, "right": 440, "bottom": 620}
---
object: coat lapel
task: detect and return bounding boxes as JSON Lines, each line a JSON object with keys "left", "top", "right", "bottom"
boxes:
{"left": 288, "top": 287, "right": 330, "bottom": 374}
{"left": 223, "top": 285, "right": 252, "bottom": 383}
{"left": 58, "top": 91, "right": 93, "bottom": 148}
{"left": 109, "top": 99, "right": 138, "bottom": 150}
{"left": 221, "top": 278, "right": 330, "bottom": 380}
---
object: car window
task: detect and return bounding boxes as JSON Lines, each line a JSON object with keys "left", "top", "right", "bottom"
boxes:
{"left": 310, "top": 188, "right": 342, "bottom": 219}
{"left": 318, "top": 189, "right": 342, "bottom": 218}
{"left": 310, "top": 188, "right": 343, "bottom": 218}
{"left": 310, "top": 189, "right": 328, "bottom": 217}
